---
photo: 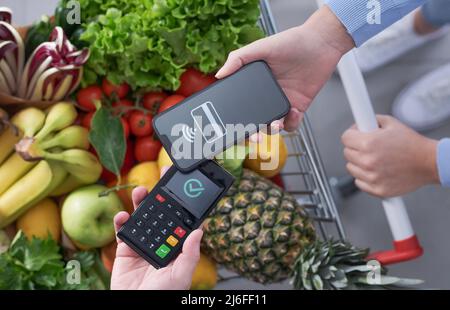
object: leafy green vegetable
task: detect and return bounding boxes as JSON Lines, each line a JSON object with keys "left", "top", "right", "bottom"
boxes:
{"left": 89, "top": 106, "right": 126, "bottom": 178}
{"left": 0, "top": 232, "right": 108, "bottom": 290}
{"left": 59, "top": 0, "right": 263, "bottom": 90}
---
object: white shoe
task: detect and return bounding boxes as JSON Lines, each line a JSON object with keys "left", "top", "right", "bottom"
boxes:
{"left": 355, "top": 12, "right": 449, "bottom": 73}
{"left": 392, "top": 62, "right": 450, "bottom": 131}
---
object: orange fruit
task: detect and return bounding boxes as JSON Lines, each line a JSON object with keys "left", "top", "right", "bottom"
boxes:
{"left": 126, "top": 162, "right": 160, "bottom": 200}
{"left": 16, "top": 198, "right": 61, "bottom": 242}
{"left": 244, "top": 133, "right": 288, "bottom": 178}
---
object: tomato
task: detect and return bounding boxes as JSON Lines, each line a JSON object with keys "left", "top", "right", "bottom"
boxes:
{"left": 121, "top": 118, "right": 130, "bottom": 139}
{"left": 158, "top": 95, "right": 185, "bottom": 114}
{"left": 135, "top": 136, "right": 162, "bottom": 162}
{"left": 113, "top": 99, "right": 134, "bottom": 119}
{"left": 81, "top": 112, "right": 95, "bottom": 129}
{"left": 76, "top": 85, "right": 103, "bottom": 111}
{"left": 102, "top": 79, "right": 130, "bottom": 99}
{"left": 129, "top": 111, "right": 153, "bottom": 137}
{"left": 142, "top": 92, "right": 168, "bottom": 111}
{"left": 176, "top": 68, "right": 216, "bottom": 97}
{"left": 270, "top": 174, "right": 285, "bottom": 189}
{"left": 101, "top": 140, "right": 135, "bottom": 183}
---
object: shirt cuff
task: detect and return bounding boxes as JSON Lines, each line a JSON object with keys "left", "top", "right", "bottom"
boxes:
{"left": 437, "top": 138, "right": 450, "bottom": 187}
{"left": 325, "top": 0, "right": 425, "bottom": 46}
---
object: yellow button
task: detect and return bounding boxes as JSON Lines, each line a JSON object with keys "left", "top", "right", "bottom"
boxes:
{"left": 166, "top": 235, "right": 179, "bottom": 247}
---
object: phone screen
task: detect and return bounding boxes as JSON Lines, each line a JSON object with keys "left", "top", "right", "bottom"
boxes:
{"left": 154, "top": 61, "right": 291, "bottom": 171}
{"left": 164, "top": 170, "right": 223, "bottom": 219}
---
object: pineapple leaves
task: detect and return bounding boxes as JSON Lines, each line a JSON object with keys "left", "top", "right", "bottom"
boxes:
{"left": 291, "top": 239, "right": 424, "bottom": 290}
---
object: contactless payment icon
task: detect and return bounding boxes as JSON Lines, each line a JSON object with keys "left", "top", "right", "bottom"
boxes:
{"left": 191, "top": 101, "right": 227, "bottom": 143}
{"left": 183, "top": 178, "right": 204, "bottom": 198}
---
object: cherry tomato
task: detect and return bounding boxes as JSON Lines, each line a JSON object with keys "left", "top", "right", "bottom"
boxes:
{"left": 81, "top": 112, "right": 95, "bottom": 129}
{"left": 113, "top": 99, "right": 134, "bottom": 119}
{"left": 129, "top": 111, "right": 153, "bottom": 137}
{"left": 176, "top": 68, "right": 216, "bottom": 97}
{"left": 102, "top": 79, "right": 130, "bottom": 99}
{"left": 121, "top": 118, "right": 130, "bottom": 140}
{"left": 76, "top": 85, "right": 103, "bottom": 111}
{"left": 101, "top": 140, "right": 135, "bottom": 183}
{"left": 135, "top": 136, "right": 162, "bottom": 162}
{"left": 142, "top": 92, "right": 168, "bottom": 111}
{"left": 158, "top": 95, "right": 185, "bottom": 114}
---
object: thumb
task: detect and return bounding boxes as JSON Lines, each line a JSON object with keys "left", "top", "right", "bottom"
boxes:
{"left": 171, "top": 229, "right": 203, "bottom": 284}
{"left": 216, "top": 39, "right": 268, "bottom": 79}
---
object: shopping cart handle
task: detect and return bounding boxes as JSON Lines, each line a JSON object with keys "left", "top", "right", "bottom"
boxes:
{"left": 334, "top": 49, "right": 424, "bottom": 265}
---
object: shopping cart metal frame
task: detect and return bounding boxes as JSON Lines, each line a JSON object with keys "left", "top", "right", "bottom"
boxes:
{"left": 218, "top": 0, "right": 424, "bottom": 286}
{"left": 217, "top": 1, "right": 347, "bottom": 285}
{"left": 260, "top": 0, "right": 346, "bottom": 241}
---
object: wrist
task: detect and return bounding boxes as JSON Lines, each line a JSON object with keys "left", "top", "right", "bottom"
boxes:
{"left": 420, "top": 137, "right": 440, "bottom": 184}
{"left": 304, "top": 5, "right": 355, "bottom": 56}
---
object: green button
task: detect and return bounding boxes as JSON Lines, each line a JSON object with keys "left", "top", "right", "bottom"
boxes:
{"left": 156, "top": 244, "right": 171, "bottom": 259}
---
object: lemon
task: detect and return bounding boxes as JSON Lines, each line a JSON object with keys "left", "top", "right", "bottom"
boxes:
{"left": 157, "top": 148, "right": 173, "bottom": 170}
{"left": 16, "top": 198, "right": 61, "bottom": 242}
{"left": 127, "top": 162, "right": 160, "bottom": 199}
{"left": 190, "top": 253, "right": 218, "bottom": 290}
{"left": 244, "top": 133, "right": 288, "bottom": 178}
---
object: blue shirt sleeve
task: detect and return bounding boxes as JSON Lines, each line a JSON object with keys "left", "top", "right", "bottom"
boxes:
{"left": 325, "top": 0, "right": 428, "bottom": 46}
{"left": 437, "top": 138, "right": 450, "bottom": 187}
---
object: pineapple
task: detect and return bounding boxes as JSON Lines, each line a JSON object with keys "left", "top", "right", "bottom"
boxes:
{"left": 203, "top": 147, "right": 422, "bottom": 289}
{"left": 202, "top": 168, "right": 316, "bottom": 284}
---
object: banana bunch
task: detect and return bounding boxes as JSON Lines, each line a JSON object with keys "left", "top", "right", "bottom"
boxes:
{"left": 0, "top": 102, "right": 102, "bottom": 228}
{"left": 0, "top": 107, "right": 12, "bottom": 134}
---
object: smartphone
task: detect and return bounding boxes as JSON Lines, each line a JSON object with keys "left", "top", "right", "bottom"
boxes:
{"left": 153, "top": 61, "right": 291, "bottom": 172}
{"left": 117, "top": 160, "right": 234, "bottom": 268}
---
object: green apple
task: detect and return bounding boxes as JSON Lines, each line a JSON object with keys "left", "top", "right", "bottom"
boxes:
{"left": 62, "top": 185, "right": 124, "bottom": 248}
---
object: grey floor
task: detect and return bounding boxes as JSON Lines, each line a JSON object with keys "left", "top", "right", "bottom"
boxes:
{"left": 5, "top": 0, "right": 450, "bottom": 289}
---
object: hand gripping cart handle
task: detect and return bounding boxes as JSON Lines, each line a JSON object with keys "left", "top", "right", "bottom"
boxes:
{"left": 314, "top": 0, "right": 423, "bottom": 264}
{"left": 336, "top": 51, "right": 423, "bottom": 264}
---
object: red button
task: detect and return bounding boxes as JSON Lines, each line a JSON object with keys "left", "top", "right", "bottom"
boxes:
{"left": 174, "top": 226, "right": 186, "bottom": 238}
{"left": 156, "top": 194, "right": 165, "bottom": 203}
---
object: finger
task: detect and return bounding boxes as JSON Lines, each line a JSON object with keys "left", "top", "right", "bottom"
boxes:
{"left": 262, "top": 120, "right": 284, "bottom": 136}
{"left": 215, "top": 53, "right": 244, "bottom": 79}
{"left": 269, "top": 119, "right": 284, "bottom": 134}
{"left": 341, "top": 128, "right": 367, "bottom": 150}
{"left": 132, "top": 186, "right": 148, "bottom": 211}
{"left": 355, "top": 179, "right": 376, "bottom": 196}
{"left": 160, "top": 166, "right": 170, "bottom": 177}
{"left": 249, "top": 132, "right": 263, "bottom": 143}
{"left": 346, "top": 162, "right": 373, "bottom": 183}
{"left": 171, "top": 229, "right": 203, "bottom": 283}
{"left": 284, "top": 108, "right": 303, "bottom": 132}
{"left": 215, "top": 40, "right": 267, "bottom": 79}
{"left": 114, "top": 211, "right": 130, "bottom": 243}
{"left": 343, "top": 147, "right": 365, "bottom": 167}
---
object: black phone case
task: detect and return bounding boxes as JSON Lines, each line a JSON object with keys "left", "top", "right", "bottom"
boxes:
{"left": 153, "top": 61, "right": 291, "bottom": 172}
